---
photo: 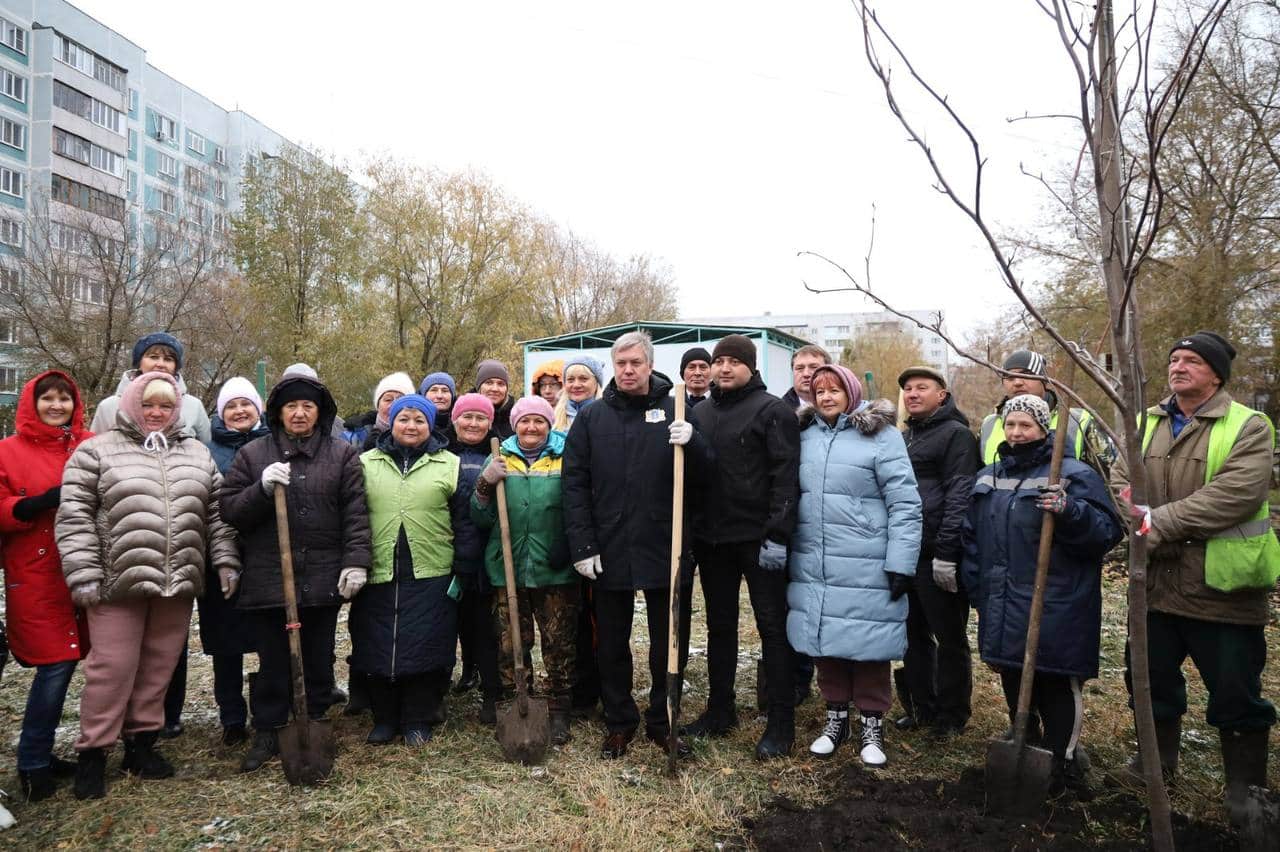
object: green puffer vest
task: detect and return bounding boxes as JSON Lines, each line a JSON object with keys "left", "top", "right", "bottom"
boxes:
{"left": 360, "top": 446, "right": 459, "bottom": 583}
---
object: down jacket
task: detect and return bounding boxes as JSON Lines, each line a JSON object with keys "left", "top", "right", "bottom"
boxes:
{"left": 961, "top": 437, "right": 1123, "bottom": 679}
{"left": 58, "top": 378, "right": 239, "bottom": 603}
{"left": 0, "top": 370, "right": 91, "bottom": 665}
{"left": 787, "top": 400, "right": 923, "bottom": 662}
{"left": 221, "top": 376, "right": 371, "bottom": 610}
{"left": 91, "top": 370, "right": 211, "bottom": 443}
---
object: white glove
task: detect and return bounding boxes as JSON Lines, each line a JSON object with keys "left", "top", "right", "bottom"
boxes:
{"left": 338, "top": 566, "right": 367, "bottom": 599}
{"left": 70, "top": 583, "right": 101, "bottom": 609}
{"left": 932, "top": 558, "right": 958, "bottom": 593}
{"left": 574, "top": 555, "right": 603, "bottom": 580}
{"left": 260, "top": 461, "right": 291, "bottom": 495}
{"left": 668, "top": 419, "right": 693, "bottom": 446}
{"left": 480, "top": 456, "right": 508, "bottom": 485}
{"left": 218, "top": 567, "right": 241, "bottom": 599}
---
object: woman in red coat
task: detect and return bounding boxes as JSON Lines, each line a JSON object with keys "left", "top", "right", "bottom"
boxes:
{"left": 0, "top": 370, "right": 90, "bottom": 801}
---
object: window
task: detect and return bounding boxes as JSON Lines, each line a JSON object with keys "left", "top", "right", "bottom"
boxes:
{"left": 214, "top": 145, "right": 227, "bottom": 167}
{"left": 0, "top": 319, "right": 16, "bottom": 344}
{"left": 0, "top": 264, "right": 20, "bottom": 293}
{"left": 52, "top": 82, "right": 123, "bottom": 135}
{"left": 214, "top": 178, "right": 226, "bottom": 201}
{"left": 185, "top": 166, "right": 206, "bottom": 194}
{"left": 129, "top": 89, "right": 138, "bottom": 113}
{"left": 50, "top": 222, "right": 119, "bottom": 260}
{"left": 0, "top": 367, "right": 17, "bottom": 393}
{"left": 60, "top": 274, "right": 104, "bottom": 305}
{"left": 0, "top": 218, "right": 21, "bottom": 248}
{"left": 213, "top": 212, "right": 225, "bottom": 233}
{"left": 153, "top": 113, "right": 176, "bottom": 142}
{"left": 58, "top": 38, "right": 94, "bottom": 76}
{"left": 92, "top": 57, "right": 125, "bottom": 93}
{"left": 128, "top": 129, "right": 136, "bottom": 158}
{"left": 0, "top": 116, "right": 23, "bottom": 151}
{"left": 0, "top": 69, "right": 24, "bottom": 104}
{"left": 128, "top": 170, "right": 137, "bottom": 194}
{"left": 188, "top": 132, "right": 206, "bottom": 156}
{"left": 189, "top": 202, "right": 208, "bottom": 227}
{"left": 53, "top": 128, "right": 125, "bottom": 177}
{"left": 157, "top": 152, "right": 177, "bottom": 179}
{"left": 156, "top": 188, "right": 176, "bottom": 215}
{"left": 0, "top": 166, "right": 20, "bottom": 198}
{"left": 1, "top": 18, "right": 25, "bottom": 55}
{"left": 51, "top": 173, "right": 125, "bottom": 220}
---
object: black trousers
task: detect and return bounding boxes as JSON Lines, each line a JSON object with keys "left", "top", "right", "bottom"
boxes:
{"left": 247, "top": 605, "right": 340, "bottom": 730}
{"left": 695, "top": 541, "right": 794, "bottom": 721}
{"left": 897, "top": 555, "right": 973, "bottom": 726}
{"left": 594, "top": 585, "right": 692, "bottom": 735}
{"left": 368, "top": 670, "right": 449, "bottom": 731}
{"left": 572, "top": 578, "right": 601, "bottom": 708}
{"left": 457, "top": 582, "right": 502, "bottom": 700}
{"left": 999, "top": 668, "right": 1082, "bottom": 760}
{"left": 163, "top": 637, "right": 188, "bottom": 725}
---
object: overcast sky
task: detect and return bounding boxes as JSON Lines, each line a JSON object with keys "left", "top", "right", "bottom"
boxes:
{"left": 77, "top": 0, "right": 1090, "bottom": 336}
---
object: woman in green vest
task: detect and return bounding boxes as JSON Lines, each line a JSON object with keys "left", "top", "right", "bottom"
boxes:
{"left": 472, "top": 396, "right": 580, "bottom": 745}
{"left": 352, "top": 394, "right": 465, "bottom": 747}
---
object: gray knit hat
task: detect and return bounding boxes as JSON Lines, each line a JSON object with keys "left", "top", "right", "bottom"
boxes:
{"left": 1003, "top": 349, "right": 1048, "bottom": 377}
{"left": 1001, "top": 394, "right": 1051, "bottom": 433}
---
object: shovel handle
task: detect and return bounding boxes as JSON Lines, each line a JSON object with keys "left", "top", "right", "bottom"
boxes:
{"left": 1011, "top": 360, "right": 1074, "bottom": 749}
{"left": 492, "top": 437, "right": 530, "bottom": 709}
{"left": 274, "top": 488, "right": 310, "bottom": 744}
{"left": 667, "top": 386, "right": 686, "bottom": 770}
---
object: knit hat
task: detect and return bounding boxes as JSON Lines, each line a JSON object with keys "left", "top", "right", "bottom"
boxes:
{"left": 120, "top": 370, "right": 183, "bottom": 432}
{"left": 1169, "top": 331, "right": 1235, "bottom": 382}
{"left": 373, "top": 371, "right": 415, "bottom": 408}
{"left": 132, "top": 332, "right": 184, "bottom": 371}
{"left": 711, "top": 335, "right": 757, "bottom": 371}
{"left": 897, "top": 365, "right": 947, "bottom": 389}
{"left": 531, "top": 359, "right": 565, "bottom": 395}
{"left": 216, "top": 377, "right": 264, "bottom": 419}
{"left": 810, "top": 364, "right": 863, "bottom": 414}
{"left": 281, "top": 363, "right": 319, "bottom": 381}
{"left": 1003, "top": 349, "right": 1048, "bottom": 377}
{"left": 388, "top": 394, "right": 437, "bottom": 430}
{"left": 274, "top": 378, "right": 324, "bottom": 408}
{"left": 1002, "top": 393, "right": 1051, "bottom": 434}
{"left": 564, "top": 353, "right": 605, "bottom": 386}
{"left": 475, "top": 359, "right": 510, "bottom": 387}
{"left": 680, "top": 347, "right": 712, "bottom": 374}
{"left": 509, "top": 395, "right": 555, "bottom": 430}
{"left": 418, "top": 371, "right": 457, "bottom": 401}
{"left": 451, "top": 392, "right": 495, "bottom": 424}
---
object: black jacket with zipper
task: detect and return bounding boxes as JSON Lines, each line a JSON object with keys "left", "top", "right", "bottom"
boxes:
{"left": 902, "top": 394, "right": 979, "bottom": 563}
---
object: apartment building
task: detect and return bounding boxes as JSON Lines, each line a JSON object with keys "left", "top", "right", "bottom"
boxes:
{"left": 0, "top": 0, "right": 292, "bottom": 404}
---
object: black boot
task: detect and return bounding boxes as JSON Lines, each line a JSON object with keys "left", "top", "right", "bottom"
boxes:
{"left": 239, "top": 729, "right": 278, "bottom": 773}
{"left": 1221, "top": 728, "right": 1269, "bottom": 826}
{"left": 19, "top": 766, "right": 58, "bottom": 802}
{"left": 549, "top": 696, "right": 572, "bottom": 746}
{"left": 809, "top": 703, "right": 850, "bottom": 757}
{"left": 1120, "top": 717, "right": 1180, "bottom": 786}
{"left": 755, "top": 712, "right": 795, "bottom": 761}
{"left": 479, "top": 690, "right": 500, "bottom": 725}
{"left": 73, "top": 748, "right": 107, "bottom": 800}
{"left": 1050, "top": 756, "right": 1095, "bottom": 801}
{"left": 221, "top": 724, "right": 248, "bottom": 746}
{"left": 343, "top": 664, "right": 371, "bottom": 716}
{"left": 366, "top": 676, "right": 398, "bottom": 745}
{"left": 121, "top": 730, "right": 174, "bottom": 779}
{"left": 680, "top": 706, "right": 739, "bottom": 739}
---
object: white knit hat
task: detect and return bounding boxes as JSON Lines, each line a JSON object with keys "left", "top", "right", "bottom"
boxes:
{"left": 216, "top": 376, "right": 264, "bottom": 419}
{"left": 373, "top": 371, "right": 416, "bottom": 408}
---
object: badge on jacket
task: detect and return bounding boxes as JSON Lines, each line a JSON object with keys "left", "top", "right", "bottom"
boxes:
{"left": 645, "top": 408, "right": 667, "bottom": 424}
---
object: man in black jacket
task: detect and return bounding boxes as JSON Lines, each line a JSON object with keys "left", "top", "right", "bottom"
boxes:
{"left": 685, "top": 334, "right": 802, "bottom": 759}
{"left": 894, "top": 366, "right": 979, "bottom": 736}
{"left": 562, "top": 331, "right": 711, "bottom": 760}
{"left": 681, "top": 346, "right": 712, "bottom": 408}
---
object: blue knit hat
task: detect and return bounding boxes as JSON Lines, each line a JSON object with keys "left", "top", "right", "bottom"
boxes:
{"left": 564, "top": 353, "right": 605, "bottom": 386}
{"left": 132, "top": 332, "right": 184, "bottom": 371}
{"left": 388, "top": 393, "right": 437, "bottom": 430}
{"left": 419, "top": 371, "right": 457, "bottom": 401}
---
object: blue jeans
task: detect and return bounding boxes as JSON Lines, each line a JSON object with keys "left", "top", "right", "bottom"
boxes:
{"left": 17, "top": 660, "right": 77, "bottom": 771}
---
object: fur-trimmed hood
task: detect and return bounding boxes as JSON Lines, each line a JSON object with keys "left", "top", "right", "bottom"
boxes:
{"left": 799, "top": 398, "right": 898, "bottom": 434}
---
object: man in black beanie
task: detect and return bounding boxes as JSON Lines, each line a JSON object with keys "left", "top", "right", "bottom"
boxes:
{"left": 1112, "top": 330, "right": 1277, "bottom": 829}
{"left": 680, "top": 347, "right": 712, "bottom": 408}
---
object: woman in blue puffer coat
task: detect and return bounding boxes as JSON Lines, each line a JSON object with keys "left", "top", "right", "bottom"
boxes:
{"left": 787, "top": 364, "right": 922, "bottom": 767}
{"left": 959, "top": 394, "right": 1122, "bottom": 802}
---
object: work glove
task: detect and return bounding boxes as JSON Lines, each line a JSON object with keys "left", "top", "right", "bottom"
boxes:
{"left": 338, "top": 566, "right": 367, "bottom": 599}
{"left": 1118, "top": 486, "right": 1153, "bottom": 536}
{"left": 70, "top": 583, "right": 101, "bottom": 609}
{"left": 574, "top": 555, "right": 603, "bottom": 580}
{"left": 668, "top": 419, "right": 693, "bottom": 446}
{"left": 758, "top": 539, "right": 788, "bottom": 571}
{"left": 260, "top": 461, "right": 291, "bottom": 495}
{"left": 218, "top": 567, "right": 241, "bottom": 600}
{"left": 13, "top": 486, "right": 61, "bottom": 521}
{"left": 887, "top": 572, "right": 912, "bottom": 602}
{"left": 480, "top": 456, "right": 508, "bottom": 485}
{"left": 932, "top": 558, "right": 958, "bottom": 593}
{"left": 1036, "top": 483, "right": 1070, "bottom": 515}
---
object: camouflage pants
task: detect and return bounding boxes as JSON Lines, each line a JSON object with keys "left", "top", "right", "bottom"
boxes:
{"left": 492, "top": 583, "right": 580, "bottom": 698}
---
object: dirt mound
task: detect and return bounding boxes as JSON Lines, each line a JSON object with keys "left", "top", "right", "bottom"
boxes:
{"left": 747, "top": 766, "right": 1237, "bottom": 851}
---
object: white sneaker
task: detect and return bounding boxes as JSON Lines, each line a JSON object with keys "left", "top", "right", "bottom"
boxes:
{"left": 810, "top": 704, "right": 849, "bottom": 757}
{"left": 859, "top": 713, "right": 887, "bottom": 767}
{"left": 0, "top": 802, "right": 15, "bottom": 830}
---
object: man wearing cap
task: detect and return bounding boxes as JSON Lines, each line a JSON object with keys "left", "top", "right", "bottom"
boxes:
{"left": 685, "top": 334, "right": 801, "bottom": 759}
{"left": 1112, "top": 331, "right": 1277, "bottom": 826}
{"left": 680, "top": 347, "right": 712, "bottom": 408}
{"left": 91, "top": 331, "right": 211, "bottom": 442}
{"left": 893, "top": 366, "right": 980, "bottom": 736}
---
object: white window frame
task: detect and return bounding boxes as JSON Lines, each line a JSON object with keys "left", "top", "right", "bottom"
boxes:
{"left": 153, "top": 112, "right": 176, "bottom": 142}
{"left": 58, "top": 37, "right": 93, "bottom": 77}
{"left": 0, "top": 166, "right": 21, "bottom": 198}
{"left": 0, "top": 318, "right": 17, "bottom": 344}
{"left": 0, "top": 117, "right": 24, "bottom": 151}
{"left": 214, "top": 145, "right": 227, "bottom": 167}
{"left": 157, "top": 152, "right": 177, "bottom": 179}
{"left": 0, "top": 264, "right": 20, "bottom": 293}
{"left": 186, "top": 166, "right": 206, "bottom": 194}
{"left": 214, "top": 178, "right": 226, "bottom": 200}
{"left": 0, "top": 218, "right": 21, "bottom": 248}
{"left": 129, "top": 89, "right": 138, "bottom": 113}
{"left": 0, "top": 366, "right": 17, "bottom": 393}
{"left": 157, "top": 188, "right": 176, "bottom": 215}
{"left": 1, "top": 18, "right": 26, "bottom": 55}
{"left": 188, "top": 132, "right": 206, "bottom": 156}
{"left": 0, "top": 69, "right": 25, "bottom": 104}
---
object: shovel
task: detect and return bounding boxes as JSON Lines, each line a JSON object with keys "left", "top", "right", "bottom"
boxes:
{"left": 666, "top": 386, "right": 687, "bottom": 776}
{"left": 272, "top": 488, "right": 337, "bottom": 786}
{"left": 491, "top": 437, "right": 550, "bottom": 765}
{"left": 985, "top": 374, "right": 1072, "bottom": 817}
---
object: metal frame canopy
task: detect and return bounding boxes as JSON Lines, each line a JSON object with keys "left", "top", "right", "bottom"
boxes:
{"left": 521, "top": 320, "right": 810, "bottom": 353}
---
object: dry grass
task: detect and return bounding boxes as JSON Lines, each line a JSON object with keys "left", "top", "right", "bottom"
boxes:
{"left": 0, "top": 573, "right": 1276, "bottom": 850}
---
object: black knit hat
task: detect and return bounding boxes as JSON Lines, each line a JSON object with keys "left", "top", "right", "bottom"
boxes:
{"left": 680, "top": 347, "right": 712, "bottom": 374}
{"left": 1002, "top": 349, "right": 1047, "bottom": 377}
{"left": 274, "top": 378, "right": 324, "bottom": 407}
{"left": 1169, "top": 331, "right": 1235, "bottom": 382}
{"left": 711, "top": 335, "right": 757, "bottom": 371}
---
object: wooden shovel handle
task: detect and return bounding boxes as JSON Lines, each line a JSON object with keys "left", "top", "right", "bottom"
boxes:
{"left": 667, "top": 387, "right": 686, "bottom": 750}
{"left": 491, "top": 438, "right": 529, "bottom": 711}
{"left": 274, "top": 487, "right": 310, "bottom": 736}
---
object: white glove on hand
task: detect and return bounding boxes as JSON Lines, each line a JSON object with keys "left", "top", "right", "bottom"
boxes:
{"left": 758, "top": 539, "right": 788, "bottom": 571}
{"left": 574, "top": 555, "right": 603, "bottom": 580}
{"left": 70, "top": 583, "right": 101, "bottom": 609}
{"left": 668, "top": 419, "right": 693, "bottom": 446}
{"left": 932, "top": 558, "right": 958, "bottom": 593}
{"left": 480, "top": 456, "right": 508, "bottom": 485}
{"left": 218, "top": 567, "right": 241, "bottom": 599}
{"left": 260, "top": 461, "right": 291, "bottom": 495}
{"left": 338, "top": 566, "right": 368, "bottom": 599}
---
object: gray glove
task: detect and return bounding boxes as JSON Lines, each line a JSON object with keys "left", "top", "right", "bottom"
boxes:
{"left": 574, "top": 555, "right": 602, "bottom": 580}
{"left": 758, "top": 539, "right": 787, "bottom": 571}
{"left": 932, "top": 558, "right": 958, "bottom": 593}
{"left": 70, "top": 583, "right": 101, "bottom": 609}
{"left": 260, "top": 461, "right": 290, "bottom": 495}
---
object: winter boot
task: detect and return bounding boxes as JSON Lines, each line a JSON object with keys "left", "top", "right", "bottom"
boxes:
{"left": 221, "top": 724, "right": 248, "bottom": 746}
{"left": 343, "top": 664, "right": 371, "bottom": 716}
{"left": 1049, "top": 756, "right": 1095, "bottom": 802}
{"left": 1221, "top": 728, "right": 1269, "bottom": 827}
{"left": 1119, "top": 717, "right": 1181, "bottom": 787}
{"left": 755, "top": 712, "right": 795, "bottom": 761}
{"left": 239, "top": 729, "right": 279, "bottom": 773}
{"left": 73, "top": 748, "right": 107, "bottom": 800}
{"left": 549, "top": 696, "right": 572, "bottom": 746}
{"left": 859, "top": 712, "right": 887, "bottom": 767}
{"left": 48, "top": 755, "right": 78, "bottom": 778}
{"left": 18, "top": 766, "right": 58, "bottom": 802}
{"left": 810, "top": 703, "right": 850, "bottom": 757}
{"left": 402, "top": 727, "right": 433, "bottom": 747}
{"left": 680, "top": 706, "right": 739, "bottom": 739}
{"left": 365, "top": 677, "right": 398, "bottom": 745}
{"left": 121, "top": 730, "right": 174, "bottom": 779}
{"left": 479, "top": 691, "right": 499, "bottom": 726}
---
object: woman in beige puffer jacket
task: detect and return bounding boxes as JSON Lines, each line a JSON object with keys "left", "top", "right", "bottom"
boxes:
{"left": 56, "top": 371, "right": 239, "bottom": 800}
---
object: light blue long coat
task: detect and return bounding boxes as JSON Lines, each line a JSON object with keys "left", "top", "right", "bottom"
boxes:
{"left": 787, "top": 400, "right": 923, "bottom": 662}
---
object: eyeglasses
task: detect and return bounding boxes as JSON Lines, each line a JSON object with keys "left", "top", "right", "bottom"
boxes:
{"left": 538, "top": 381, "right": 563, "bottom": 391}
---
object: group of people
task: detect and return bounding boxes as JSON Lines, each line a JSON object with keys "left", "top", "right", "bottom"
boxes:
{"left": 0, "top": 326, "right": 1272, "bottom": 826}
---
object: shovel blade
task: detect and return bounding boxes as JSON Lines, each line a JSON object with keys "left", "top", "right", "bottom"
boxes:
{"left": 496, "top": 695, "right": 550, "bottom": 765}
{"left": 985, "top": 737, "right": 1055, "bottom": 817}
{"left": 279, "top": 718, "right": 336, "bottom": 787}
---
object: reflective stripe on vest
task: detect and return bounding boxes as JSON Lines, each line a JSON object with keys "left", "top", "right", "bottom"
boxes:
{"left": 981, "top": 409, "right": 1087, "bottom": 465}
{"left": 1140, "top": 401, "right": 1280, "bottom": 591}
